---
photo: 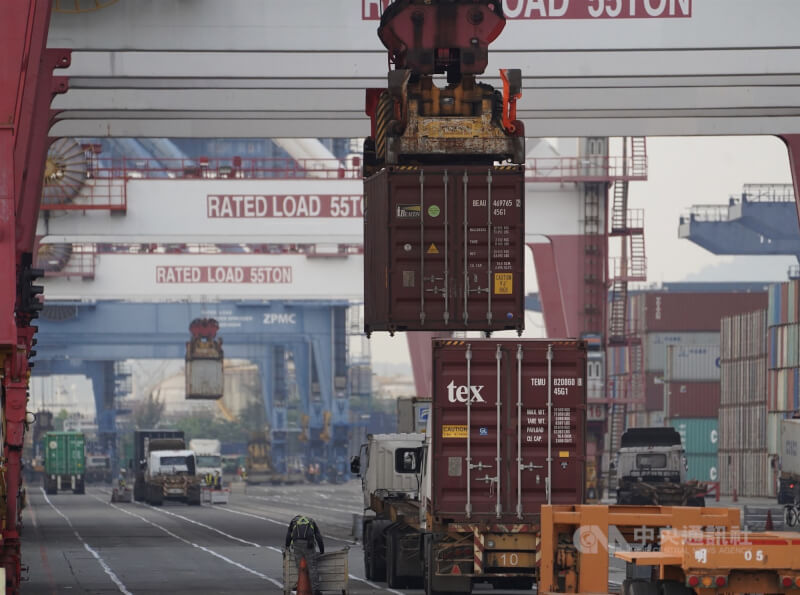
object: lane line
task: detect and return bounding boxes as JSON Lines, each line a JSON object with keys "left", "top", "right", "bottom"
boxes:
{"left": 134, "top": 502, "right": 262, "bottom": 547}
{"left": 347, "top": 573, "right": 406, "bottom": 595}
{"left": 40, "top": 488, "right": 132, "bottom": 595}
{"left": 216, "top": 504, "right": 355, "bottom": 544}
{"left": 242, "top": 492, "right": 360, "bottom": 515}
{"left": 87, "top": 493, "right": 282, "bottom": 588}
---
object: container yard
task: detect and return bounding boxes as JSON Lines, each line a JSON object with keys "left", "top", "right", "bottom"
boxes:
{"left": 4, "top": 1, "right": 800, "bottom": 594}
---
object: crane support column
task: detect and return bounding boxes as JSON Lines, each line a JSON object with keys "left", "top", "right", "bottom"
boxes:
{"left": 0, "top": 0, "right": 70, "bottom": 593}
{"left": 779, "top": 135, "right": 800, "bottom": 230}
{"left": 1, "top": 2, "right": 69, "bottom": 590}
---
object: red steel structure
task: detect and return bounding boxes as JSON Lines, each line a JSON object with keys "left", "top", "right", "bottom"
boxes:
{"left": 1, "top": 1, "right": 69, "bottom": 590}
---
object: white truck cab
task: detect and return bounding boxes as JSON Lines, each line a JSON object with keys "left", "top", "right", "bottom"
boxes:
{"left": 147, "top": 450, "right": 196, "bottom": 479}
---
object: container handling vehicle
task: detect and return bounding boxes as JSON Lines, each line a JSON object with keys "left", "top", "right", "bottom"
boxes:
{"left": 363, "top": 0, "right": 527, "bottom": 335}
{"left": 42, "top": 431, "right": 85, "bottom": 495}
{"left": 352, "top": 338, "right": 588, "bottom": 593}
{"left": 131, "top": 429, "right": 202, "bottom": 506}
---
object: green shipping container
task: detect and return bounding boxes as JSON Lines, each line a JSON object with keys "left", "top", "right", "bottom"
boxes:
{"left": 44, "top": 432, "right": 85, "bottom": 476}
{"left": 669, "top": 418, "right": 718, "bottom": 455}
{"left": 685, "top": 454, "right": 719, "bottom": 482}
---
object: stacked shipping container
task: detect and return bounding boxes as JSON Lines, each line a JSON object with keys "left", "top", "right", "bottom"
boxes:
{"left": 669, "top": 418, "right": 718, "bottom": 482}
{"left": 766, "top": 280, "right": 800, "bottom": 493}
{"left": 718, "top": 309, "right": 771, "bottom": 497}
{"left": 621, "top": 291, "right": 767, "bottom": 490}
{"left": 629, "top": 292, "right": 766, "bottom": 414}
{"left": 767, "top": 280, "right": 800, "bottom": 412}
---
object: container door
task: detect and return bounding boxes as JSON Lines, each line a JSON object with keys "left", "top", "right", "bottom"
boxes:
{"left": 453, "top": 168, "right": 524, "bottom": 330}
{"left": 512, "top": 344, "right": 586, "bottom": 515}
{"left": 388, "top": 170, "right": 452, "bottom": 326}
{"left": 433, "top": 341, "right": 508, "bottom": 518}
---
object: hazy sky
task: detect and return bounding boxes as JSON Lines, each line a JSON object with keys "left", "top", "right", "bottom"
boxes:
{"left": 370, "top": 135, "right": 799, "bottom": 366}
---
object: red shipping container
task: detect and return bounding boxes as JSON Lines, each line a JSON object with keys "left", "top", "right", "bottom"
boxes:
{"left": 645, "top": 372, "right": 664, "bottom": 411}
{"left": 364, "top": 165, "right": 525, "bottom": 335}
{"left": 431, "top": 339, "right": 586, "bottom": 523}
{"left": 644, "top": 292, "right": 767, "bottom": 332}
{"left": 665, "top": 381, "right": 721, "bottom": 418}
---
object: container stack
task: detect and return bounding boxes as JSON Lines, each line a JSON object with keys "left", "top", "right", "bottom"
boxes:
{"left": 623, "top": 291, "right": 767, "bottom": 428}
{"left": 718, "top": 309, "right": 770, "bottom": 497}
{"left": 669, "top": 418, "right": 718, "bottom": 483}
{"left": 767, "top": 280, "right": 800, "bottom": 465}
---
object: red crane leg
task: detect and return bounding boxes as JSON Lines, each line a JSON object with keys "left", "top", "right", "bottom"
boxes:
{"left": 0, "top": 1, "right": 60, "bottom": 591}
{"left": 529, "top": 240, "right": 573, "bottom": 338}
{"left": 779, "top": 135, "right": 800, "bottom": 231}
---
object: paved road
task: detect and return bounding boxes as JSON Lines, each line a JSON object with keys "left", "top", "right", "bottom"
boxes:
{"left": 22, "top": 480, "right": 402, "bottom": 594}
{"left": 22, "top": 480, "right": 584, "bottom": 594}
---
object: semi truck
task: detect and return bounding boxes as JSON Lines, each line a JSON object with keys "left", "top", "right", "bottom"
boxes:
{"left": 42, "top": 432, "right": 85, "bottom": 495}
{"left": 778, "top": 417, "right": 800, "bottom": 505}
{"left": 354, "top": 339, "right": 587, "bottom": 593}
{"left": 615, "top": 427, "right": 707, "bottom": 506}
{"left": 132, "top": 429, "right": 201, "bottom": 505}
{"left": 85, "top": 454, "right": 112, "bottom": 484}
{"left": 189, "top": 438, "right": 223, "bottom": 483}
{"left": 351, "top": 433, "right": 426, "bottom": 588}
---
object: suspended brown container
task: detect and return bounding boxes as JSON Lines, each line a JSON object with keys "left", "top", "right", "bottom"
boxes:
{"left": 364, "top": 165, "right": 525, "bottom": 335}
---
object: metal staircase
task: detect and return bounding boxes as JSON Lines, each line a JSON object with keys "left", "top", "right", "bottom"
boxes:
{"left": 606, "top": 137, "right": 648, "bottom": 451}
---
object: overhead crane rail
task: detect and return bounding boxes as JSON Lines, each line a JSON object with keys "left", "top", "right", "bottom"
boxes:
{"left": 39, "top": 152, "right": 651, "bottom": 184}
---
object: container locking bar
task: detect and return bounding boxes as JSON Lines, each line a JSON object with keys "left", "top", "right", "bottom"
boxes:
{"left": 495, "top": 343, "right": 502, "bottom": 518}
{"left": 462, "top": 170, "right": 469, "bottom": 324}
{"left": 465, "top": 343, "right": 472, "bottom": 518}
{"left": 419, "top": 169, "right": 426, "bottom": 325}
{"left": 516, "top": 344, "right": 543, "bottom": 518}
{"left": 443, "top": 170, "right": 450, "bottom": 325}
{"left": 486, "top": 169, "right": 494, "bottom": 324}
{"left": 546, "top": 344, "right": 553, "bottom": 505}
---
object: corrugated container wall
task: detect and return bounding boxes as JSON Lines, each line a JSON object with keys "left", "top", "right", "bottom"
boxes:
{"left": 646, "top": 333, "right": 719, "bottom": 372}
{"left": 665, "top": 381, "right": 720, "bottom": 418}
{"left": 767, "top": 280, "right": 800, "bottom": 414}
{"left": 768, "top": 280, "right": 800, "bottom": 326}
{"left": 718, "top": 308, "right": 770, "bottom": 497}
{"left": 665, "top": 344, "right": 720, "bottom": 382}
{"left": 669, "top": 418, "right": 719, "bottom": 454}
{"left": 644, "top": 292, "right": 768, "bottom": 332}
{"left": 718, "top": 450, "right": 773, "bottom": 498}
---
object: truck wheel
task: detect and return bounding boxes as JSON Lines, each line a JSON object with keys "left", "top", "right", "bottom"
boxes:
{"left": 133, "top": 483, "right": 145, "bottom": 502}
{"left": 73, "top": 478, "right": 85, "bottom": 495}
{"left": 369, "top": 520, "right": 390, "bottom": 582}
{"left": 659, "top": 580, "right": 693, "bottom": 595}
{"left": 363, "top": 522, "right": 374, "bottom": 580}
{"left": 43, "top": 476, "right": 57, "bottom": 496}
{"left": 624, "top": 579, "right": 659, "bottom": 595}
{"left": 386, "top": 529, "right": 400, "bottom": 588}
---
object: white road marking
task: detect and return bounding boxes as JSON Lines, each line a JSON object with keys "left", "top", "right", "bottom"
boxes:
{"left": 347, "top": 573, "right": 406, "bottom": 595}
{"left": 135, "top": 502, "right": 262, "bottom": 547}
{"left": 88, "top": 493, "right": 282, "bottom": 588}
{"left": 40, "top": 488, "right": 133, "bottom": 595}
{"left": 243, "top": 492, "right": 360, "bottom": 515}
{"left": 216, "top": 504, "right": 355, "bottom": 544}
